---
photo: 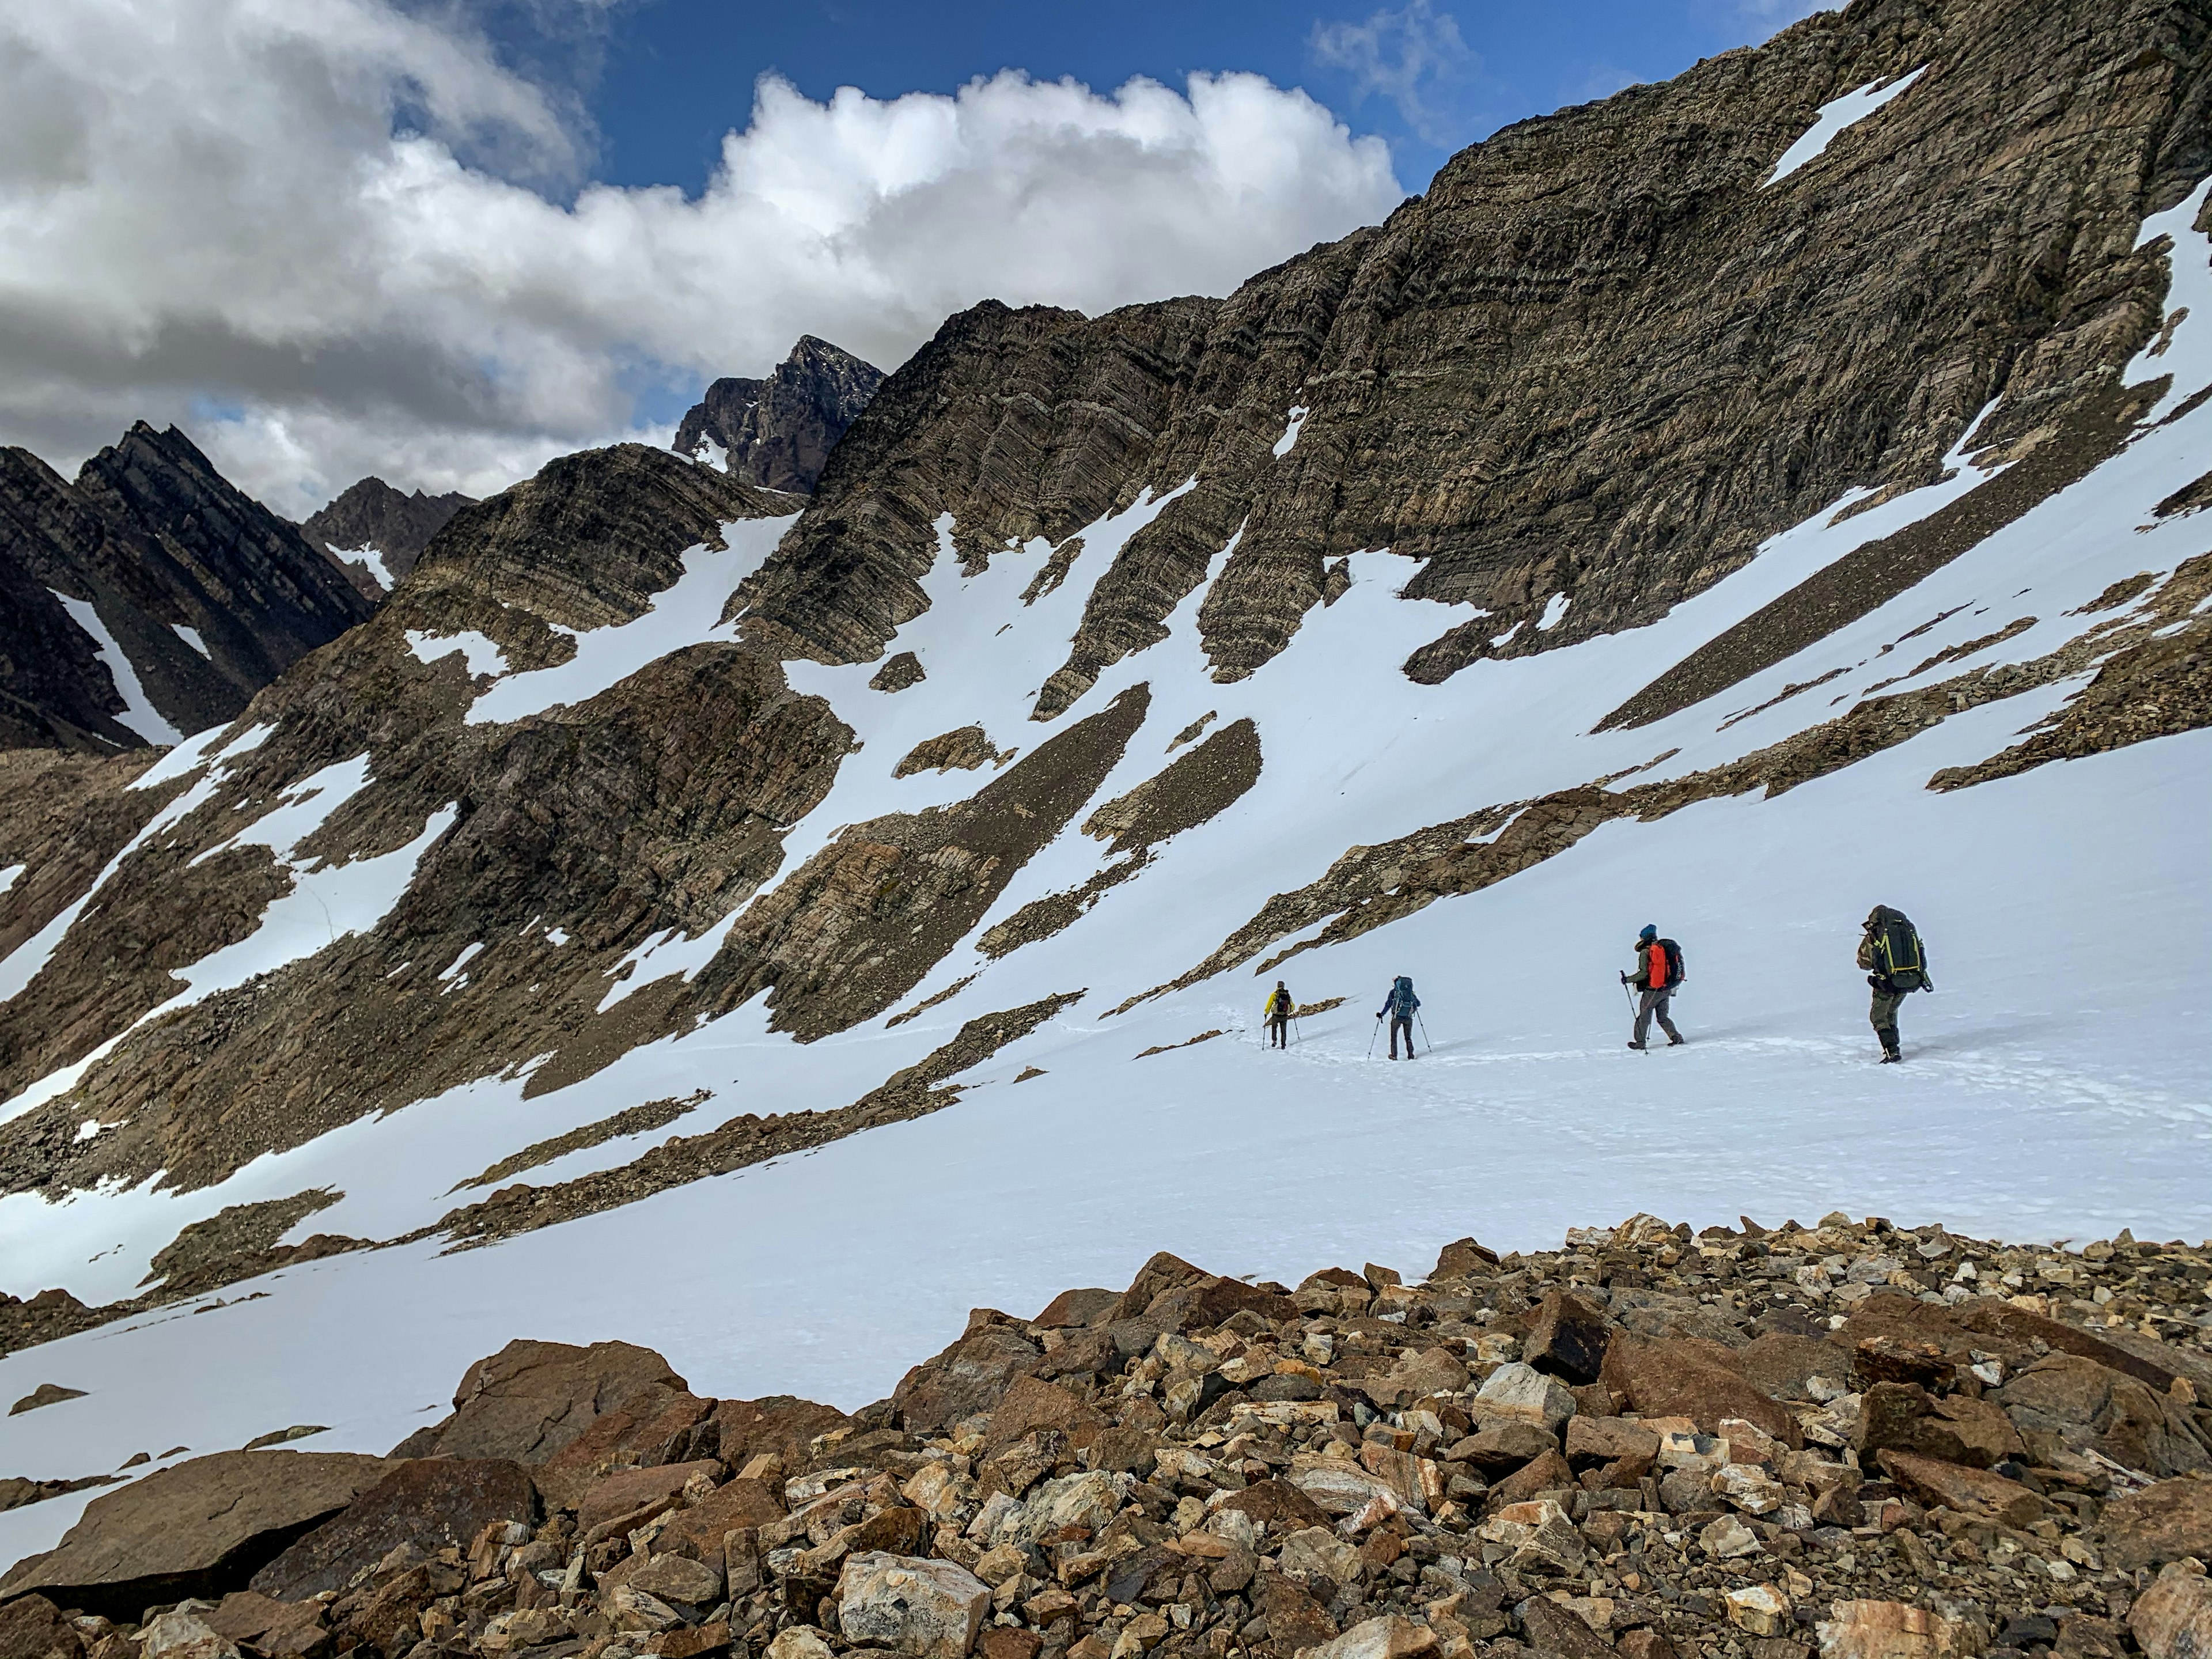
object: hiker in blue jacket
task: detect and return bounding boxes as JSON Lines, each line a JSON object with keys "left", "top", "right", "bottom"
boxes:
{"left": 1375, "top": 975, "right": 1421, "bottom": 1059}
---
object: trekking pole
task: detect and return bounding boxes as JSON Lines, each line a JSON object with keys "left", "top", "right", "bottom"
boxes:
{"left": 1366, "top": 1016, "right": 1380, "bottom": 1060}
{"left": 1416, "top": 1012, "right": 1431, "bottom": 1055}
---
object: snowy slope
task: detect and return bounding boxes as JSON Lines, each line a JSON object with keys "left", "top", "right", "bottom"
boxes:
{"left": 1, "top": 188, "right": 2207, "bottom": 1573}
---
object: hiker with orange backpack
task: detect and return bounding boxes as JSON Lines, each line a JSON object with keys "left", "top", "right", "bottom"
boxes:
{"left": 1622, "top": 924, "right": 1685, "bottom": 1050}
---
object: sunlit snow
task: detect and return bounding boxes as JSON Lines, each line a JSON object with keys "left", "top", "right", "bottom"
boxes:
{"left": 51, "top": 592, "right": 183, "bottom": 745}
{"left": 1766, "top": 68, "right": 1926, "bottom": 186}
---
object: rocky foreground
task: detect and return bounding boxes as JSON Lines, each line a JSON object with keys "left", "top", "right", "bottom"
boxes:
{"left": 5, "top": 1215, "right": 2211, "bottom": 1659}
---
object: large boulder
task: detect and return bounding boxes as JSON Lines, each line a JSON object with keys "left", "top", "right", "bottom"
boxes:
{"left": 650, "top": 1475, "right": 786, "bottom": 1559}
{"left": 0, "top": 1451, "right": 393, "bottom": 1619}
{"left": 1855, "top": 1381, "right": 2025, "bottom": 1468}
{"left": 1875, "top": 1449, "right": 2047, "bottom": 1528}
{"left": 251, "top": 1458, "right": 536, "bottom": 1600}
{"left": 2130, "top": 1562, "right": 2212, "bottom": 1659}
{"left": 1816, "top": 1601, "right": 1986, "bottom": 1659}
{"left": 2097, "top": 1476, "right": 2212, "bottom": 1571}
{"left": 533, "top": 1389, "right": 715, "bottom": 1508}
{"left": 576, "top": 1460, "right": 725, "bottom": 1533}
{"left": 390, "top": 1339, "right": 687, "bottom": 1464}
{"left": 892, "top": 1326, "right": 1043, "bottom": 1433}
{"left": 835, "top": 1552, "right": 990, "bottom": 1659}
{"left": 1997, "top": 1354, "right": 2210, "bottom": 1478}
{"left": 981, "top": 1375, "right": 1104, "bottom": 1459}
{"left": 1599, "top": 1334, "right": 1800, "bottom": 1446}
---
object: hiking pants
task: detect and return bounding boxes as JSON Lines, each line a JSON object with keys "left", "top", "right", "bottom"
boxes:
{"left": 1869, "top": 986, "right": 1904, "bottom": 1055}
{"left": 1268, "top": 1014, "right": 1289, "bottom": 1048}
{"left": 1388, "top": 1014, "right": 1414, "bottom": 1058}
{"left": 1634, "top": 988, "right": 1681, "bottom": 1047}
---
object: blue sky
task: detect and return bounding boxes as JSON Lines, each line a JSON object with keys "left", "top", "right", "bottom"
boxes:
{"left": 498, "top": 0, "right": 1824, "bottom": 197}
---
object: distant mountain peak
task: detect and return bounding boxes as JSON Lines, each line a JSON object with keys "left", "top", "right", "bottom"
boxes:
{"left": 673, "top": 335, "right": 884, "bottom": 495}
{"left": 301, "top": 475, "right": 476, "bottom": 594}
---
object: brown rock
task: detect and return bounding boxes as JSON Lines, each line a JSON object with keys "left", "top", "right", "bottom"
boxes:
{"left": 1851, "top": 1338, "right": 1956, "bottom": 1392}
{"left": 533, "top": 1390, "right": 715, "bottom": 1508}
{"left": 1217, "top": 1478, "right": 1333, "bottom": 1534}
{"left": 1855, "top": 1382, "right": 2024, "bottom": 1469}
{"left": 1957, "top": 1303, "right": 2191, "bottom": 1394}
{"left": 1432, "top": 1240, "right": 1500, "bottom": 1280}
{"left": 1524, "top": 1293, "right": 1610, "bottom": 1386}
{"left": 1252, "top": 1573, "right": 1336, "bottom": 1657}
{"left": 8, "top": 1384, "right": 88, "bottom": 1418}
{"left": 650, "top": 1476, "right": 786, "bottom": 1559}
{"left": 577, "top": 1460, "right": 725, "bottom": 1533}
{"left": 983, "top": 1375, "right": 1104, "bottom": 1458}
{"left": 1600, "top": 1335, "right": 1800, "bottom": 1447}
{"left": 0, "top": 1595, "right": 82, "bottom": 1659}
{"left": 1618, "top": 1632, "right": 1679, "bottom": 1659}
{"left": 1142, "top": 1276, "right": 1295, "bottom": 1334}
{"left": 1453, "top": 1422, "right": 1562, "bottom": 1476}
{"left": 1484, "top": 1449, "right": 1574, "bottom": 1512}
{"left": 1739, "top": 1335, "right": 1845, "bottom": 1402}
{"left": 654, "top": 1623, "right": 734, "bottom": 1659}
{"left": 1998, "top": 1354, "right": 2210, "bottom": 1479}
{"left": 1103, "top": 1253, "right": 1212, "bottom": 1324}
{"left": 2130, "top": 1562, "right": 2212, "bottom": 1659}
{"left": 203, "top": 1593, "right": 329, "bottom": 1659}
{"left": 978, "top": 1632, "right": 1044, "bottom": 1659}
{"left": 706, "top": 1395, "right": 851, "bottom": 1475}
{"left": 892, "top": 1325, "right": 1043, "bottom": 1433}
{"left": 1518, "top": 1598, "right": 1613, "bottom": 1659}
{"left": 250, "top": 1457, "right": 537, "bottom": 1601}
{"left": 392, "top": 1339, "right": 687, "bottom": 1464}
{"left": 0, "top": 1451, "right": 395, "bottom": 1619}
{"left": 1875, "top": 1449, "right": 2046, "bottom": 1528}
{"left": 847, "top": 1505, "right": 932, "bottom": 1557}
{"left": 2097, "top": 1476, "right": 2212, "bottom": 1572}
{"left": 1564, "top": 1417, "right": 1660, "bottom": 1472}
{"left": 1032, "top": 1289, "right": 1115, "bottom": 1329}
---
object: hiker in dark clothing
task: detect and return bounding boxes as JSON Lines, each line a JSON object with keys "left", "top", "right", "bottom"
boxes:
{"left": 1376, "top": 975, "right": 1420, "bottom": 1059}
{"left": 1264, "top": 982, "right": 1294, "bottom": 1048}
{"left": 1858, "top": 906, "right": 1933, "bottom": 1062}
{"left": 1622, "top": 924, "right": 1684, "bottom": 1050}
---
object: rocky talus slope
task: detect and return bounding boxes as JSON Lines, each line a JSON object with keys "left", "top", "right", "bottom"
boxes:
{"left": 5, "top": 1217, "right": 2212, "bottom": 1659}
{"left": 675, "top": 339, "right": 887, "bottom": 496}
{"left": 0, "top": 425, "right": 377, "bottom": 750}
{"left": 301, "top": 482, "right": 477, "bottom": 596}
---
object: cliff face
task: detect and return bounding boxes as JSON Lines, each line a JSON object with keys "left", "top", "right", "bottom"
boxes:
{"left": 740, "top": 0, "right": 2210, "bottom": 711}
{"left": 673, "top": 336, "right": 887, "bottom": 495}
{"left": 0, "top": 425, "right": 380, "bottom": 751}
{"left": 300, "top": 476, "right": 476, "bottom": 593}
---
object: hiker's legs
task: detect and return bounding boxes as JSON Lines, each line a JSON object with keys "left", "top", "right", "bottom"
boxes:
{"left": 1634, "top": 988, "right": 1661, "bottom": 1046}
{"left": 1389, "top": 1014, "right": 1412, "bottom": 1058}
{"left": 1654, "top": 990, "right": 1682, "bottom": 1043}
{"left": 1869, "top": 987, "right": 1902, "bottom": 1058}
{"left": 1269, "top": 1016, "right": 1288, "bottom": 1048}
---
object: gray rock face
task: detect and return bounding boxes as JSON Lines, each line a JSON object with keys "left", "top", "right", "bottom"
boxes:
{"left": 674, "top": 336, "right": 885, "bottom": 495}
{"left": 0, "top": 425, "right": 378, "bottom": 751}
{"left": 300, "top": 476, "right": 475, "bottom": 592}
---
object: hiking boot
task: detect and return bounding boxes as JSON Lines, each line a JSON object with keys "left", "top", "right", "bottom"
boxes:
{"left": 1880, "top": 1049, "right": 1902, "bottom": 1064}
{"left": 1626, "top": 1041, "right": 1646, "bottom": 1051}
{"left": 1666, "top": 1035, "right": 1685, "bottom": 1046}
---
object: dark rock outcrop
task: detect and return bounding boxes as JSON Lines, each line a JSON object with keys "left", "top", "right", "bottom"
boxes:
{"left": 674, "top": 336, "right": 886, "bottom": 495}
{"left": 300, "top": 476, "right": 475, "bottom": 593}
{"left": 0, "top": 425, "right": 377, "bottom": 751}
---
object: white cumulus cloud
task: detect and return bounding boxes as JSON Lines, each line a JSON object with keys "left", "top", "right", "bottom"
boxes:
{"left": 0, "top": 0, "right": 1405, "bottom": 516}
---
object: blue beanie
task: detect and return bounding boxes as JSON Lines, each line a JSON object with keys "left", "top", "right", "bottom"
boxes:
{"left": 1639, "top": 924, "right": 1657, "bottom": 941}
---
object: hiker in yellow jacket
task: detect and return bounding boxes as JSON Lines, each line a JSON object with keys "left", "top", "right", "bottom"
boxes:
{"left": 1263, "top": 981, "right": 1294, "bottom": 1048}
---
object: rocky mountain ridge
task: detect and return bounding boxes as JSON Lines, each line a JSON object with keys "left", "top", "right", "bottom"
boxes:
{"left": 3, "top": 1214, "right": 2210, "bottom": 1659}
{"left": 0, "top": 425, "right": 378, "bottom": 751}
{"left": 301, "top": 482, "right": 477, "bottom": 598}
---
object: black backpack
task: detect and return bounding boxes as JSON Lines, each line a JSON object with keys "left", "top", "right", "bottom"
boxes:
{"left": 1659, "top": 938, "right": 1685, "bottom": 986}
{"left": 1871, "top": 914, "right": 1927, "bottom": 992}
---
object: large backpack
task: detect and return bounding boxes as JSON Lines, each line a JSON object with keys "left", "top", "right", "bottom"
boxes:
{"left": 1872, "top": 914, "right": 1927, "bottom": 992}
{"left": 1391, "top": 976, "right": 1416, "bottom": 1016}
{"left": 1659, "top": 938, "right": 1685, "bottom": 987}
